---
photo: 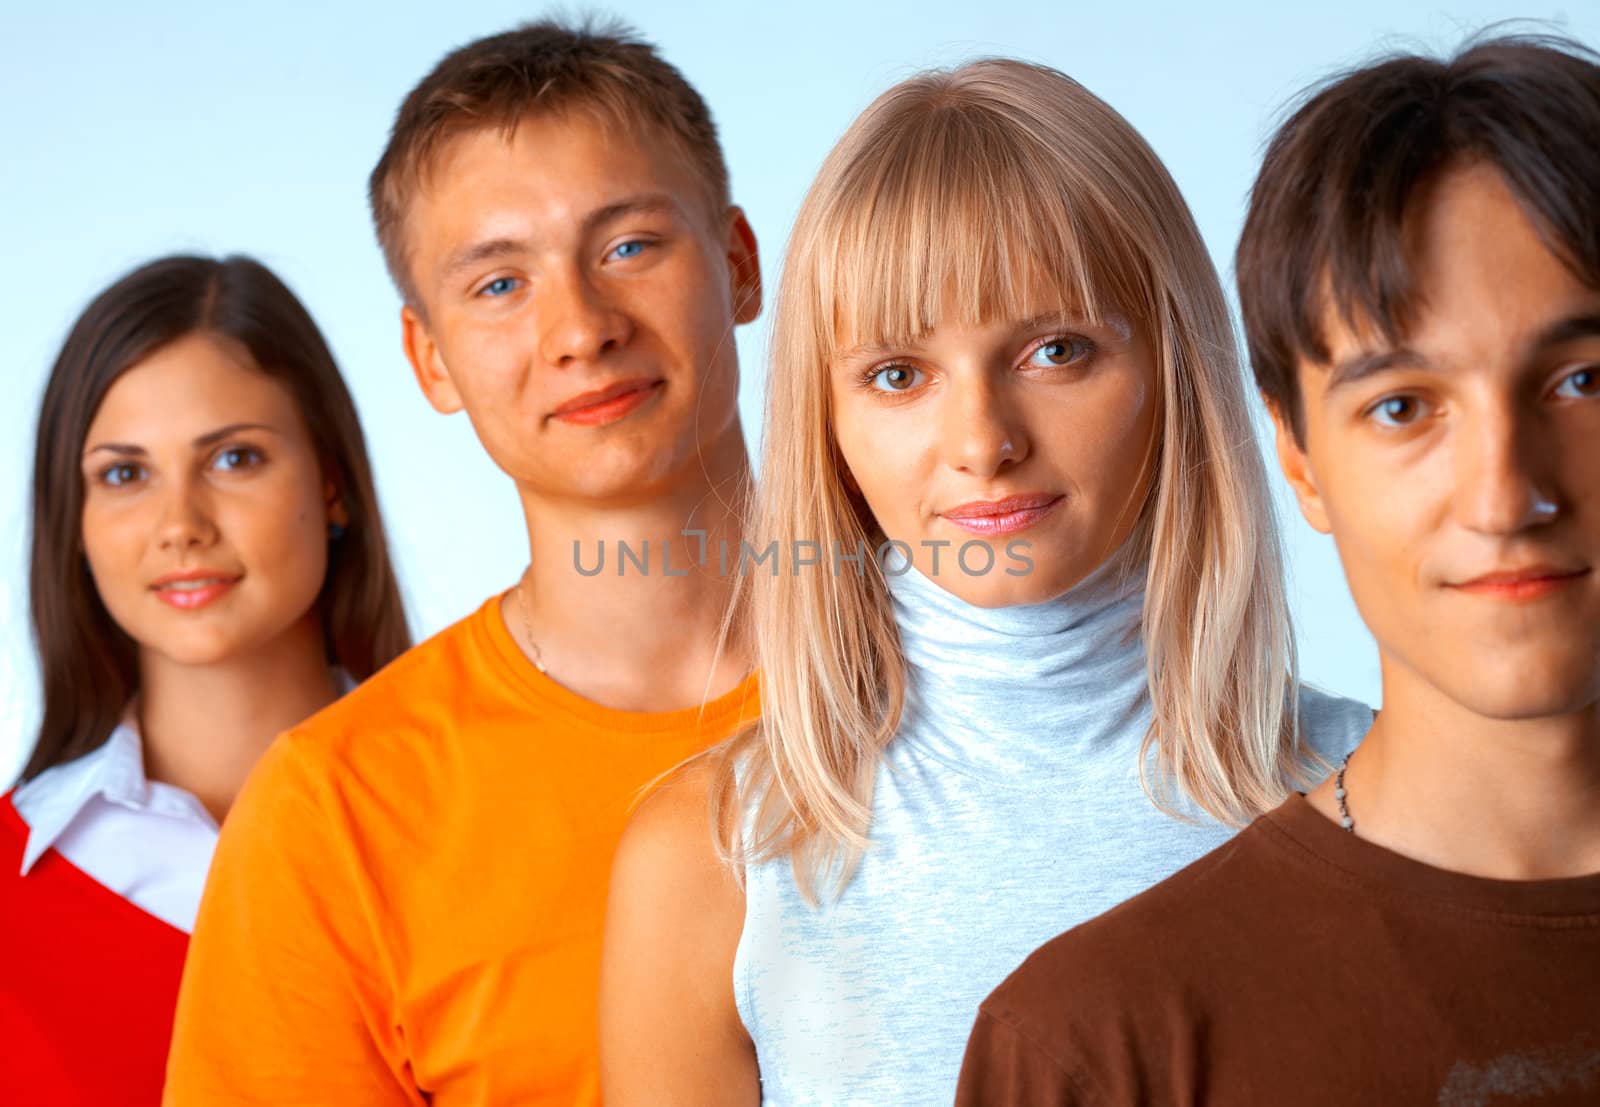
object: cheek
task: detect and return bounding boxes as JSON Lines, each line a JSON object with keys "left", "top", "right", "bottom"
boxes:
{"left": 437, "top": 318, "right": 522, "bottom": 403}
{"left": 1039, "top": 369, "right": 1158, "bottom": 512}
{"left": 230, "top": 474, "right": 331, "bottom": 600}
{"left": 79, "top": 499, "right": 147, "bottom": 604}
{"left": 1315, "top": 452, "right": 1439, "bottom": 621}
{"left": 830, "top": 397, "right": 935, "bottom": 533}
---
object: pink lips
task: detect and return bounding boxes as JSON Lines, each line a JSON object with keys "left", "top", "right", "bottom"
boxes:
{"left": 150, "top": 569, "right": 241, "bottom": 610}
{"left": 939, "top": 494, "right": 1063, "bottom": 537}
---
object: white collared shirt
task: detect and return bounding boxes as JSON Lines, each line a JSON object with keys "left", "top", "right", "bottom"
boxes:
{"left": 12, "top": 718, "right": 217, "bottom": 933}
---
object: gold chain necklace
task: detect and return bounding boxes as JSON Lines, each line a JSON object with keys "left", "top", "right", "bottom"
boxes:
{"left": 514, "top": 575, "right": 548, "bottom": 674}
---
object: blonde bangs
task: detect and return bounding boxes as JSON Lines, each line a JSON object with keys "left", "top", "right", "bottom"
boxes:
{"left": 714, "top": 58, "right": 1310, "bottom": 903}
{"left": 812, "top": 97, "right": 1155, "bottom": 362}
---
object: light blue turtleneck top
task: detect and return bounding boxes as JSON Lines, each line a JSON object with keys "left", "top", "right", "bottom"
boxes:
{"left": 734, "top": 559, "right": 1372, "bottom": 1106}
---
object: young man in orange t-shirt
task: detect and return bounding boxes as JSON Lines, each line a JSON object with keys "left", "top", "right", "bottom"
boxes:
{"left": 164, "top": 20, "right": 762, "bottom": 1106}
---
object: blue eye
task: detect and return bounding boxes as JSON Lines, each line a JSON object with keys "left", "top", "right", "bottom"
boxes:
{"left": 1553, "top": 365, "right": 1599, "bottom": 399}
{"left": 1027, "top": 337, "right": 1092, "bottom": 369}
{"left": 869, "top": 364, "right": 923, "bottom": 393}
{"left": 609, "top": 240, "right": 648, "bottom": 261}
{"left": 1368, "top": 395, "right": 1424, "bottom": 428}
{"left": 482, "top": 277, "right": 520, "bottom": 297}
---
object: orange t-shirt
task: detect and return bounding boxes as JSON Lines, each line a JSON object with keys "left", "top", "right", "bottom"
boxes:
{"left": 163, "top": 595, "right": 758, "bottom": 1106}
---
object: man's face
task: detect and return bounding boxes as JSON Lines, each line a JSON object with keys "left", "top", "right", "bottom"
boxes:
{"left": 1277, "top": 163, "right": 1600, "bottom": 721}
{"left": 399, "top": 112, "right": 760, "bottom": 507}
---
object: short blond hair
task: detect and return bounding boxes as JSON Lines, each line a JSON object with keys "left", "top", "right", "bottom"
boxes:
{"left": 368, "top": 18, "right": 731, "bottom": 306}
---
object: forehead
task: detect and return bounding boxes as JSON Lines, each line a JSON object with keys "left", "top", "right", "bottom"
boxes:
{"left": 88, "top": 334, "right": 297, "bottom": 438}
{"left": 1313, "top": 165, "right": 1600, "bottom": 376}
{"left": 405, "top": 113, "right": 712, "bottom": 255}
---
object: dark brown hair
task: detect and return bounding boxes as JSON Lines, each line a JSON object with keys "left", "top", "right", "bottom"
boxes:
{"left": 369, "top": 17, "right": 731, "bottom": 306}
{"left": 23, "top": 254, "right": 411, "bottom": 782}
{"left": 1236, "top": 32, "right": 1600, "bottom": 441}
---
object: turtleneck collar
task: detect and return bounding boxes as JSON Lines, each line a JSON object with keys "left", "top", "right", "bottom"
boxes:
{"left": 886, "top": 544, "right": 1151, "bottom": 780}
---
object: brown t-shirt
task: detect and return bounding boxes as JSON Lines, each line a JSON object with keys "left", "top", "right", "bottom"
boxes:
{"left": 957, "top": 794, "right": 1600, "bottom": 1106}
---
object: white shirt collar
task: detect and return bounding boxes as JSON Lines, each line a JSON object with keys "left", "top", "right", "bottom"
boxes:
{"left": 12, "top": 718, "right": 188, "bottom": 874}
{"left": 12, "top": 670, "right": 354, "bottom": 877}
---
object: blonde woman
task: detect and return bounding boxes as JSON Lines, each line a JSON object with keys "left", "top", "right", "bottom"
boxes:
{"left": 600, "top": 59, "right": 1371, "bottom": 1105}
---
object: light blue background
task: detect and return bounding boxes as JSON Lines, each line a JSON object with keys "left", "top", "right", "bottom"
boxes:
{"left": 3, "top": 1, "right": 1594, "bottom": 784}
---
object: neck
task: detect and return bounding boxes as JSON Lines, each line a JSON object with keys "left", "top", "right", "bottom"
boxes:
{"left": 888, "top": 551, "right": 1150, "bottom": 777}
{"left": 1311, "top": 660, "right": 1600, "bottom": 880}
{"left": 138, "top": 613, "right": 339, "bottom": 823}
{"left": 510, "top": 423, "right": 752, "bottom": 712}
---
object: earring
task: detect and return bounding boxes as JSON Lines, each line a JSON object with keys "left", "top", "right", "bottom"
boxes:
{"left": 329, "top": 522, "right": 348, "bottom": 541}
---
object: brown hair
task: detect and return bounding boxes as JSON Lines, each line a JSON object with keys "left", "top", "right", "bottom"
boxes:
{"left": 23, "top": 255, "right": 412, "bottom": 782}
{"left": 368, "top": 17, "right": 732, "bottom": 306}
{"left": 1237, "top": 32, "right": 1600, "bottom": 442}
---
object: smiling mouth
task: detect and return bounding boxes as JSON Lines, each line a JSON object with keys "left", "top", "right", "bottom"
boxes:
{"left": 939, "top": 494, "right": 1064, "bottom": 537}
{"left": 151, "top": 577, "right": 239, "bottom": 610}
{"left": 1448, "top": 566, "right": 1591, "bottom": 602}
{"left": 550, "top": 379, "right": 664, "bottom": 427}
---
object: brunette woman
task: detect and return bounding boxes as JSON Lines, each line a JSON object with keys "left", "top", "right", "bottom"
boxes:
{"left": 0, "top": 254, "right": 409, "bottom": 1106}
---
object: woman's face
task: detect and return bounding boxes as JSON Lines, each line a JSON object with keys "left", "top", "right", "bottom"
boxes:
{"left": 80, "top": 332, "right": 340, "bottom": 668}
{"left": 830, "top": 299, "right": 1159, "bottom": 607}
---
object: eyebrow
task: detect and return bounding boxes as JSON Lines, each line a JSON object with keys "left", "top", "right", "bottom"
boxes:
{"left": 1324, "top": 347, "right": 1427, "bottom": 394}
{"left": 85, "top": 422, "right": 279, "bottom": 458}
{"left": 1326, "top": 310, "right": 1600, "bottom": 395}
{"left": 835, "top": 313, "right": 1110, "bottom": 364}
{"left": 1530, "top": 312, "right": 1600, "bottom": 352}
{"left": 438, "top": 193, "right": 681, "bottom": 282}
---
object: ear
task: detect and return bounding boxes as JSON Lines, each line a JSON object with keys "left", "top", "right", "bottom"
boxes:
{"left": 324, "top": 479, "right": 349, "bottom": 529}
{"left": 1266, "top": 396, "right": 1331, "bottom": 535}
{"left": 724, "top": 206, "right": 762, "bottom": 326}
{"left": 401, "top": 304, "right": 465, "bottom": 415}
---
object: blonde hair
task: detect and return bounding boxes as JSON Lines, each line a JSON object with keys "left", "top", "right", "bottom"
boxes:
{"left": 714, "top": 58, "right": 1307, "bottom": 901}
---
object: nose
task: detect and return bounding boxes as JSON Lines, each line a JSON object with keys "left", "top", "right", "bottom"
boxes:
{"left": 537, "top": 265, "right": 633, "bottom": 368}
{"left": 156, "top": 473, "right": 219, "bottom": 553}
{"left": 1451, "top": 402, "right": 1562, "bottom": 535}
{"left": 942, "top": 374, "right": 1028, "bottom": 478}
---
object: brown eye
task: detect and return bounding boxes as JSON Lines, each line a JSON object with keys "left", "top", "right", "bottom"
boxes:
{"left": 1025, "top": 336, "right": 1093, "bottom": 369}
{"left": 1554, "top": 366, "right": 1599, "bottom": 399}
{"left": 212, "top": 446, "right": 263, "bottom": 472}
{"left": 1369, "top": 395, "right": 1423, "bottom": 427}
{"left": 101, "top": 462, "right": 144, "bottom": 487}
{"left": 870, "top": 364, "right": 922, "bottom": 392}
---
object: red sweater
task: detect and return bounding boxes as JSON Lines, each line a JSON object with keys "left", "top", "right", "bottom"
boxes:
{"left": 0, "top": 791, "right": 189, "bottom": 1106}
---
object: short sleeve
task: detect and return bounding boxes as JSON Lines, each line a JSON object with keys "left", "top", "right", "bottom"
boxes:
{"left": 956, "top": 1007, "right": 1097, "bottom": 1106}
{"left": 162, "top": 734, "right": 421, "bottom": 1106}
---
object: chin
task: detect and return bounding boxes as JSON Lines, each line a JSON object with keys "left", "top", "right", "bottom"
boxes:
{"left": 142, "top": 634, "right": 247, "bottom": 669}
{"left": 933, "top": 571, "right": 1079, "bottom": 610}
{"left": 1430, "top": 659, "right": 1600, "bottom": 722}
{"left": 561, "top": 441, "right": 700, "bottom": 503}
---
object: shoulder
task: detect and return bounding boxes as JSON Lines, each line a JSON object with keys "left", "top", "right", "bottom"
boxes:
{"left": 1293, "top": 682, "right": 1374, "bottom": 764}
{"left": 601, "top": 752, "right": 760, "bottom": 1104}
{"left": 982, "top": 817, "right": 1277, "bottom": 1049}
{"left": 262, "top": 604, "right": 495, "bottom": 796}
{"left": 297, "top": 609, "right": 484, "bottom": 745}
{"left": 602, "top": 753, "right": 747, "bottom": 1029}
{"left": 0, "top": 790, "right": 25, "bottom": 853}
{"left": 610, "top": 754, "right": 741, "bottom": 916}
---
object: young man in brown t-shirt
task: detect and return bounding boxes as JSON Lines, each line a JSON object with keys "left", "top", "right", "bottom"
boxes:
{"left": 957, "top": 35, "right": 1600, "bottom": 1107}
